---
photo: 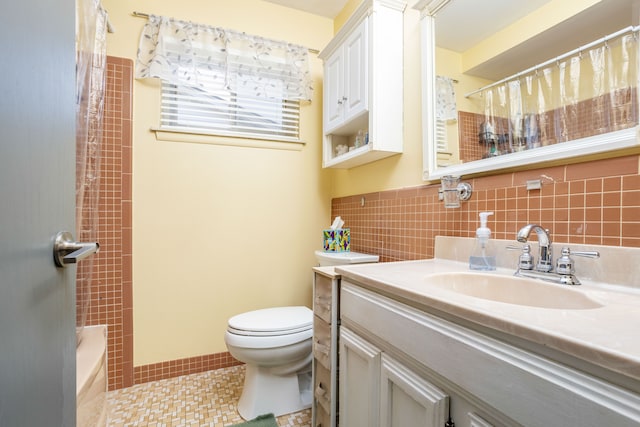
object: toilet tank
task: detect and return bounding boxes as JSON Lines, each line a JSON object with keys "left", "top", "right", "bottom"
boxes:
{"left": 314, "top": 250, "right": 379, "bottom": 267}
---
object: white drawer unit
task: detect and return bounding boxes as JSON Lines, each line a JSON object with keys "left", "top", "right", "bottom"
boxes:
{"left": 312, "top": 270, "right": 340, "bottom": 427}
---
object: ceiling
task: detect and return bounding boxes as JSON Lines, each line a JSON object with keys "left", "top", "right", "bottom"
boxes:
{"left": 261, "top": 0, "right": 349, "bottom": 18}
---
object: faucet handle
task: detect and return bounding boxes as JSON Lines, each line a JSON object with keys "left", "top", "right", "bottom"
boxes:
{"left": 571, "top": 250, "right": 600, "bottom": 259}
{"left": 556, "top": 247, "right": 575, "bottom": 275}
{"left": 556, "top": 247, "right": 600, "bottom": 275}
{"left": 508, "top": 244, "right": 534, "bottom": 270}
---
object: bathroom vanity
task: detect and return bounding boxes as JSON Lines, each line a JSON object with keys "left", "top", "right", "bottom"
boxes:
{"left": 335, "top": 238, "right": 640, "bottom": 427}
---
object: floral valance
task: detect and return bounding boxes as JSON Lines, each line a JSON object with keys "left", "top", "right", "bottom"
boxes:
{"left": 135, "top": 14, "right": 313, "bottom": 101}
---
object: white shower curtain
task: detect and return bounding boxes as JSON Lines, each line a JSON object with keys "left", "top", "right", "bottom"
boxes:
{"left": 75, "top": 0, "right": 106, "bottom": 343}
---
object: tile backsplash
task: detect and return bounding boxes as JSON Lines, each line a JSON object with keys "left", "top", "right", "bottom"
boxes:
{"left": 332, "top": 155, "right": 640, "bottom": 263}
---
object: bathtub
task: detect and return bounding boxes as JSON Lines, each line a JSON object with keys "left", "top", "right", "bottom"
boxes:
{"left": 76, "top": 325, "right": 107, "bottom": 427}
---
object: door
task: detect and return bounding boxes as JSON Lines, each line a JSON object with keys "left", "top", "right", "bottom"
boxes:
{"left": 380, "top": 354, "right": 449, "bottom": 427}
{"left": 0, "top": 0, "right": 77, "bottom": 425}
{"left": 339, "top": 327, "right": 381, "bottom": 427}
{"left": 324, "top": 48, "right": 345, "bottom": 133}
{"left": 344, "top": 18, "right": 368, "bottom": 122}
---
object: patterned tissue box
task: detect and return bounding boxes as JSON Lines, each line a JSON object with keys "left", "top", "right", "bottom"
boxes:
{"left": 322, "top": 228, "right": 350, "bottom": 252}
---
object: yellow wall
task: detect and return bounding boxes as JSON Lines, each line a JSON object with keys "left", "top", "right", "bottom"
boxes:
{"left": 103, "top": 0, "right": 334, "bottom": 365}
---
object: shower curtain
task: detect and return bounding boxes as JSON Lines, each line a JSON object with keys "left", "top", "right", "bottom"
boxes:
{"left": 75, "top": 0, "right": 106, "bottom": 343}
{"left": 475, "top": 28, "right": 638, "bottom": 158}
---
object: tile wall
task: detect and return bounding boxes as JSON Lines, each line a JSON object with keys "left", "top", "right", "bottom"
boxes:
{"left": 134, "top": 353, "right": 242, "bottom": 384}
{"left": 332, "top": 155, "right": 640, "bottom": 262}
{"left": 79, "top": 56, "right": 134, "bottom": 390}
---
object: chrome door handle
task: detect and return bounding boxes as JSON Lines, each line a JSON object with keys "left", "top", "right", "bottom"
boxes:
{"left": 53, "top": 231, "right": 100, "bottom": 267}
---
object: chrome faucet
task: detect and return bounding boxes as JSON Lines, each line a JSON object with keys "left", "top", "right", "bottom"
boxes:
{"left": 514, "top": 224, "right": 600, "bottom": 285}
{"left": 516, "top": 224, "right": 553, "bottom": 272}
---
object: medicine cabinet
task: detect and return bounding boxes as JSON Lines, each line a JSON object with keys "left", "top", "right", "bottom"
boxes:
{"left": 414, "top": 0, "right": 640, "bottom": 180}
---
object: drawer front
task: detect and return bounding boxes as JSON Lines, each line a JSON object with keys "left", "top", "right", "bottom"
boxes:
{"left": 314, "top": 361, "right": 333, "bottom": 414}
{"left": 313, "top": 316, "right": 332, "bottom": 370}
{"left": 313, "top": 274, "right": 333, "bottom": 324}
{"left": 314, "top": 403, "right": 331, "bottom": 427}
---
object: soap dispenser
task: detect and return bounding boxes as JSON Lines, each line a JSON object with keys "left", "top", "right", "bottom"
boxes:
{"left": 469, "top": 212, "right": 496, "bottom": 271}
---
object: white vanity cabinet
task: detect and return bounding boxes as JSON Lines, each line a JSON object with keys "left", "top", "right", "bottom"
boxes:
{"left": 339, "top": 279, "right": 640, "bottom": 427}
{"left": 319, "top": 0, "right": 405, "bottom": 169}
{"left": 338, "top": 327, "right": 381, "bottom": 427}
{"left": 341, "top": 326, "right": 487, "bottom": 427}
{"left": 380, "top": 353, "right": 450, "bottom": 427}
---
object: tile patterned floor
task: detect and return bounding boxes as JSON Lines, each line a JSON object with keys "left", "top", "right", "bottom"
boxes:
{"left": 107, "top": 365, "right": 311, "bottom": 427}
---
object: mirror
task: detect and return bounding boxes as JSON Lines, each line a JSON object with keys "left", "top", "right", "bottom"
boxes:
{"left": 415, "top": 0, "right": 640, "bottom": 180}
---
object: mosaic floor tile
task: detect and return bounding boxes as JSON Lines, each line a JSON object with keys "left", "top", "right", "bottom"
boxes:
{"left": 107, "top": 365, "right": 311, "bottom": 427}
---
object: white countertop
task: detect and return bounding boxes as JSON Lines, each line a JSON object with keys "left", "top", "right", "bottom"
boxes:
{"left": 335, "top": 258, "right": 640, "bottom": 383}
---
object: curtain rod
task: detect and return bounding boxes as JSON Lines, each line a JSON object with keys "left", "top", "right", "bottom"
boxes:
{"left": 131, "top": 11, "right": 320, "bottom": 54}
{"left": 464, "top": 25, "right": 640, "bottom": 98}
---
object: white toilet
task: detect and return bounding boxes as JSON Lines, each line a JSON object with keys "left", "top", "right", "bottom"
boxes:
{"left": 225, "top": 250, "right": 379, "bottom": 420}
{"left": 314, "top": 249, "right": 379, "bottom": 266}
{"left": 225, "top": 306, "right": 314, "bottom": 420}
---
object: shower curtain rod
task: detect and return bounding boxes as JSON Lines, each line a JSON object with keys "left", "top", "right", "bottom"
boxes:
{"left": 464, "top": 25, "right": 640, "bottom": 98}
{"left": 131, "top": 11, "right": 320, "bottom": 54}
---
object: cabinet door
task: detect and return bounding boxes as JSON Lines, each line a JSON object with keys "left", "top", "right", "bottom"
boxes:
{"left": 380, "top": 354, "right": 449, "bottom": 427}
{"left": 340, "top": 327, "right": 381, "bottom": 427}
{"left": 324, "top": 49, "right": 344, "bottom": 133}
{"left": 468, "top": 412, "right": 496, "bottom": 427}
{"left": 343, "top": 18, "right": 368, "bottom": 122}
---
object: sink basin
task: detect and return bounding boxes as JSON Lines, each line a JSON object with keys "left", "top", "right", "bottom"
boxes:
{"left": 427, "top": 272, "right": 603, "bottom": 309}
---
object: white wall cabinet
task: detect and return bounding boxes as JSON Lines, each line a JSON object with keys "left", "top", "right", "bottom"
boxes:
{"left": 319, "top": 0, "right": 405, "bottom": 169}
{"left": 324, "top": 19, "right": 368, "bottom": 134}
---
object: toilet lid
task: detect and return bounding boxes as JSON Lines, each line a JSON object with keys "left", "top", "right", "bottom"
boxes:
{"left": 227, "top": 306, "right": 312, "bottom": 337}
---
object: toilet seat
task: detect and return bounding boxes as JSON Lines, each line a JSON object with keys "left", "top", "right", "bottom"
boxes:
{"left": 227, "top": 306, "right": 312, "bottom": 336}
{"left": 225, "top": 306, "right": 313, "bottom": 349}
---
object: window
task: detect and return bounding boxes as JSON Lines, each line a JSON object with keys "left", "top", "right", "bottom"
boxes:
{"left": 435, "top": 118, "right": 447, "bottom": 152}
{"left": 135, "top": 15, "right": 312, "bottom": 144}
{"left": 160, "top": 62, "right": 301, "bottom": 142}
